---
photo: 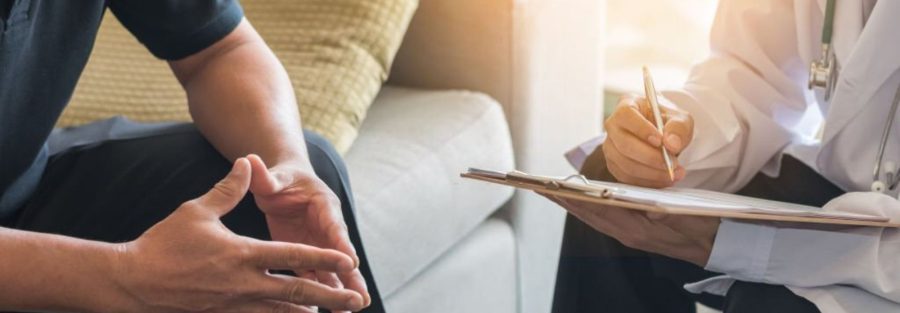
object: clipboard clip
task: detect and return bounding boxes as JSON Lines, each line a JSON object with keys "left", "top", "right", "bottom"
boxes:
{"left": 560, "top": 174, "right": 617, "bottom": 198}
{"left": 504, "top": 170, "right": 618, "bottom": 199}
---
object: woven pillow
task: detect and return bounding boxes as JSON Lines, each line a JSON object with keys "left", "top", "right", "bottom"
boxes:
{"left": 59, "top": 0, "right": 418, "bottom": 154}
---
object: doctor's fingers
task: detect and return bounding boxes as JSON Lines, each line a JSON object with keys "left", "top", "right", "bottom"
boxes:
{"left": 606, "top": 155, "right": 675, "bottom": 189}
{"left": 646, "top": 212, "right": 719, "bottom": 243}
{"left": 561, "top": 198, "right": 650, "bottom": 246}
{"left": 603, "top": 130, "right": 671, "bottom": 170}
{"left": 603, "top": 143, "right": 685, "bottom": 183}
{"left": 617, "top": 94, "right": 654, "bottom": 119}
{"left": 662, "top": 113, "right": 694, "bottom": 155}
{"left": 607, "top": 100, "right": 664, "bottom": 147}
{"left": 555, "top": 198, "right": 621, "bottom": 232}
{"left": 543, "top": 193, "right": 648, "bottom": 236}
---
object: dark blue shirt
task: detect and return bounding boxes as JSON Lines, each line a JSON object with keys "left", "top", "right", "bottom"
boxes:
{"left": 0, "top": 0, "right": 243, "bottom": 217}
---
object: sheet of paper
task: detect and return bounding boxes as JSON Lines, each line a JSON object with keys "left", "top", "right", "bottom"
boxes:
{"left": 466, "top": 169, "right": 889, "bottom": 222}
{"left": 585, "top": 179, "right": 887, "bottom": 221}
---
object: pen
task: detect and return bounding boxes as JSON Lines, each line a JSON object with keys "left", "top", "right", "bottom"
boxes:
{"left": 642, "top": 66, "right": 676, "bottom": 181}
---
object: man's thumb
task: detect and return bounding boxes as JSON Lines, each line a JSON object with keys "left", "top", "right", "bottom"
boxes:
{"left": 195, "top": 157, "right": 252, "bottom": 217}
{"left": 247, "top": 154, "right": 280, "bottom": 196}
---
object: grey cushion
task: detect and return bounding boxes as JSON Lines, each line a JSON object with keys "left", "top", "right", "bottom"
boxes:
{"left": 345, "top": 87, "right": 515, "bottom": 296}
{"left": 384, "top": 218, "right": 517, "bottom": 312}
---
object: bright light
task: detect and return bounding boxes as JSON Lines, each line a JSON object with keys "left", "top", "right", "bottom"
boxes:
{"left": 605, "top": 0, "right": 719, "bottom": 93}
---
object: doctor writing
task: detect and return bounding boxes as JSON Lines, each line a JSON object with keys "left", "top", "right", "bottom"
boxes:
{"left": 550, "top": 1, "right": 900, "bottom": 313}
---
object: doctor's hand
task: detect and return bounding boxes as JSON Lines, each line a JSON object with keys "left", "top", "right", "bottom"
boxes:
{"left": 246, "top": 155, "right": 370, "bottom": 312}
{"left": 603, "top": 94, "right": 694, "bottom": 188}
{"left": 543, "top": 194, "right": 719, "bottom": 267}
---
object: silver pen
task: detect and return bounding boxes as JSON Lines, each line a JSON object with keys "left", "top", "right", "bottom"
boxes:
{"left": 642, "top": 66, "right": 675, "bottom": 181}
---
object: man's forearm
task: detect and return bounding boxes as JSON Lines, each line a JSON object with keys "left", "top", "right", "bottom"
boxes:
{"left": 171, "top": 20, "right": 310, "bottom": 169}
{"left": 0, "top": 227, "right": 126, "bottom": 312}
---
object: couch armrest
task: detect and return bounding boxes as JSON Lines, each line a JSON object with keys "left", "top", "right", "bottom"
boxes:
{"left": 387, "top": 1, "right": 605, "bottom": 312}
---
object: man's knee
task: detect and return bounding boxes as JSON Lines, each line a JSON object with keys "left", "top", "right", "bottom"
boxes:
{"left": 302, "top": 131, "right": 353, "bottom": 208}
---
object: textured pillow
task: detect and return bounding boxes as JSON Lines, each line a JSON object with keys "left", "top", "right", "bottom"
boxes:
{"left": 59, "top": 0, "right": 418, "bottom": 154}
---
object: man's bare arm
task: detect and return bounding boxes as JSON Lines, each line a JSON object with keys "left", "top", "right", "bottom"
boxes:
{"left": 169, "top": 19, "right": 373, "bottom": 306}
{"left": 170, "top": 19, "right": 309, "bottom": 170}
{"left": 0, "top": 227, "right": 123, "bottom": 312}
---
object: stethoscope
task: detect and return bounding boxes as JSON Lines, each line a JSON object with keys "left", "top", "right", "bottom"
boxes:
{"left": 807, "top": 0, "right": 900, "bottom": 194}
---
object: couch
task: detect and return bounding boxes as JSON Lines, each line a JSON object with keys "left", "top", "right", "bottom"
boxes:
{"left": 352, "top": 0, "right": 604, "bottom": 312}
{"left": 68, "top": 0, "right": 604, "bottom": 311}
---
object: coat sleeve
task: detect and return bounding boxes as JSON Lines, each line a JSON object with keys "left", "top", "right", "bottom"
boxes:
{"left": 664, "top": 0, "right": 816, "bottom": 192}
{"left": 706, "top": 192, "right": 900, "bottom": 303}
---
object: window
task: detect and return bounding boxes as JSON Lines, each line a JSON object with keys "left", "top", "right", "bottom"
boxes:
{"left": 604, "top": 0, "right": 719, "bottom": 114}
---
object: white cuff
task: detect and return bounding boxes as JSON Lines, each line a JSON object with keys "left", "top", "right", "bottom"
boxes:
{"left": 684, "top": 275, "right": 736, "bottom": 296}
{"left": 564, "top": 134, "right": 606, "bottom": 170}
{"left": 705, "top": 218, "right": 777, "bottom": 282}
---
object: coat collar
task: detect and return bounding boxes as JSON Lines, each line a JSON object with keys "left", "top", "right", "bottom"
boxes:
{"left": 822, "top": 0, "right": 900, "bottom": 145}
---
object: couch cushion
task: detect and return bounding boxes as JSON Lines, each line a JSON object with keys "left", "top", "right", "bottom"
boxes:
{"left": 345, "top": 86, "right": 515, "bottom": 296}
{"left": 384, "top": 218, "right": 517, "bottom": 312}
{"left": 60, "top": 0, "right": 417, "bottom": 154}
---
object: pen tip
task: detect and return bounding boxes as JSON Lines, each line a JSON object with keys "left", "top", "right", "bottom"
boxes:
{"left": 668, "top": 168, "right": 675, "bottom": 182}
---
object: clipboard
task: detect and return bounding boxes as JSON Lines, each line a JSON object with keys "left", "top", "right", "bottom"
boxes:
{"left": 462, "top": 168, "right": 900, "bottom": 228}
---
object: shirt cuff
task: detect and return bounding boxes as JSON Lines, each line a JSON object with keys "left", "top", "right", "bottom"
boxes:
{"left": 705, "top": 218, "right": 777, "bottom": 282}
{"left": 564, "top": 134, "right": 606, "bottom": 170}
{"left": 684, "top": 275, "right": 736, "bottom": 296}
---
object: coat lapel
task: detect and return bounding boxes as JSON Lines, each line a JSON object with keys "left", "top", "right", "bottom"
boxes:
{"left": 822, "top": 0, "right": 900, "bottom": 146}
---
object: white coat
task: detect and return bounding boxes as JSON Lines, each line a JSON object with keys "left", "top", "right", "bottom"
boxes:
{"left": 570, "top": 0, "right": 900, "bottom": 312}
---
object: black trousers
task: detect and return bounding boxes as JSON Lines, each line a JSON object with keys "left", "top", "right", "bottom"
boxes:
{"left": 553, "top": 154, "right": 845, "bottom": 313}
{"left": 0, "top": 126, "right": 385, "bottom": 313}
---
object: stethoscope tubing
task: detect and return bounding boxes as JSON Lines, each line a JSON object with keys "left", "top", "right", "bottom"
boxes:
{"left": 874, "top": 85, "right": 900, "bottom": 190}
{"left": 811, "top": 0, "right": 900, "bottom": 193}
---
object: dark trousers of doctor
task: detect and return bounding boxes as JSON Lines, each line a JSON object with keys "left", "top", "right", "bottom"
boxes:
{"left": 552, "top": 147, "right": 837, "bottom": 313}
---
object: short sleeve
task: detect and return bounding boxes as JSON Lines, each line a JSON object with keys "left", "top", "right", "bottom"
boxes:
{"left": 108, "top": 0, "right": 244, "bottom": 60}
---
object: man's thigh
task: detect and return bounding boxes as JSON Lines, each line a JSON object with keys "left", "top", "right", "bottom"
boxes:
{"left": 6, "top": 125, "right": 385, "bottom": 313}
{"left": 11, "top": 126, "right": 268, "bottom": 242}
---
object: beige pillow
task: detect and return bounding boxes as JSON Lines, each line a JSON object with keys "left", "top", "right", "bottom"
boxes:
{"left": 59, "top": 0, "right": 418, "bottom": 154}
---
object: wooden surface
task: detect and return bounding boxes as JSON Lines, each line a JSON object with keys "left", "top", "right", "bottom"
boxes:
{"left": 462, "top": 173, "right": 900, "bottom": 228}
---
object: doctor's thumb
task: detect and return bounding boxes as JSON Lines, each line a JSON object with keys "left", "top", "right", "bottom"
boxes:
{"left": 664, "top": 117, "right": 694, "bottom": 154}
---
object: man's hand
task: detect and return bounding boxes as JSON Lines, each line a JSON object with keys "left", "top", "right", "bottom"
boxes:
{"left": 169, "top": 19, "right": 371, "bottom": 310}
{"left": 603, "top": 94, "right": 694, "bottom": 188}
{"left": 246, "top": 155, "right": 371, "bottom": 310}
{"left": 113, "top": 158, "right": 366, "bottom": 313}
{"left": 544, "top": 194, "right": 720, "bottom": 267}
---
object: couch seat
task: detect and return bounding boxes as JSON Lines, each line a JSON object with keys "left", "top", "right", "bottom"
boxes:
{"left": 345, "top": 86, "right": 515, "bottom": 297}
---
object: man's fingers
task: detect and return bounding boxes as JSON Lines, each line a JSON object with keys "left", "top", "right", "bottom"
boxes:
{"left": 260, "top": 274, "right": 365, "bottom": 311}
{"left": 315, "top": 195, "right": 360, "bottom": 268}
{"left": 251, "top": 240, "right": 355, "bottom": 273}
{"left": 192, "top": 157, "right": 252, "bottom": 217}
{"left": 339, "top": 269, "right": 371, "bottom": 308}
{"left": 317, "top": 271, "right": 343, "bottom": 289}
{"left": 316, "top": 272, "right": 348, "bottom": 313}
{"left": 248, "top": 154, "right": 281, "bottom": 196}
{"left": 663, "top": 115, "right": 694, "bottom": 154}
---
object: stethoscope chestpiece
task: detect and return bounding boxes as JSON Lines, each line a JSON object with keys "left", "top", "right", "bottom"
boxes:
{"left": 808, "top": 44, "right": 836, "bottom": 101}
